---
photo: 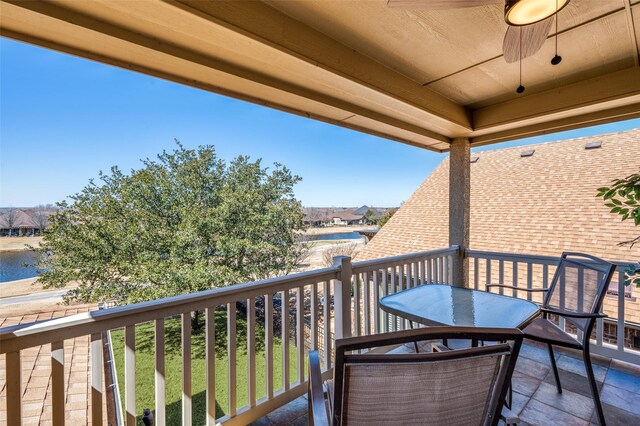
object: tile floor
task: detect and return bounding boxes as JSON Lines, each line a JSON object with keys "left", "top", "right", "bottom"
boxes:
{"left": 251, "top": 340, "right": 640, "bottom": 426}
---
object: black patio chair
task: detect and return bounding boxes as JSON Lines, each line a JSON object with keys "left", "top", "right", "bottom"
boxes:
{"left": 308, "top": 326, "right": 523, "bottom": 425}
{"left": 487, "top": 252, "right": 616, "bottom": 426}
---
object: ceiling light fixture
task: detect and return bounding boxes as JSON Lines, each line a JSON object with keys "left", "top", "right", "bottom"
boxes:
{"left": 504, "top": 0, "right": 570, "bottom": 26}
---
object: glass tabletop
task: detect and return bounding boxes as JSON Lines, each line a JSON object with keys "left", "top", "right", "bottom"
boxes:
{"left": 380, "top": 284, "right": 540, "bottom": 329}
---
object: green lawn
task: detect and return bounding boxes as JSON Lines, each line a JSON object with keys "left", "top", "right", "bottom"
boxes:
{"left": 111, "top": 310, "right": 301, "bottom": 425}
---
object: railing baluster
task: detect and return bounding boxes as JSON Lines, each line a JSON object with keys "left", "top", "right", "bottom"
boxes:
{"left": 576, "top": 268, "right": 585, "bottom": 341}
{"left": 382, "top": 269, "right": 389, "bottom": 332}
{"left": 124, "top": 325, "right": 136, "bottom": 426}
{"left": 512, "top": 262, "right": 518, "bottom": 298}
{"left": 296, "top": 286, "right": 305, "bottom": 384}
{"left": 390, "top": 266, "right": 397, "bottom": 331}
{"left": 91, "top": 333, "right": 103, "bottom": 424}
{"left": 155, "top": 319, "right": 166, "bottom": 425}
{"left": 526, "top": 263, "right": 533, "bottom": 301}
{"left": 265, "top": 294, "right": 274, "bottom": 399}
{"left": 373, "top": 270, "right": 380, "bottom": 334}
{"left": 486, "top": 259, "right": 492, "bottom": 289}
{"left": 617, "top": 270, "right": 625, "bottom": 352}
{"left": 247, "top": 298, "right": 256, "bottom": 407}
{"left": 205, "top": 308, "right": 215, "bottom": 425}
{"left": 474, "top": 257, "right": 479, "bottom": 290}
{"left": 227, "top": 303, "right": 237, "bottom": 416}
{"left": 419, "top": 260, "right": 425, "bottom": 285}
{"left": 322, "top": 281, "right": 331, "bottom": 369}
{"left": 6, "top": 351, "right": 22, "bottom": 426}
{"left": 354, "top": 273, "right": 361, "bottom": 336}
{"left": 413, "top": 261, "right": 419, "bottom": 287}
{"left": 427, "top": 259, "right": 432, "bottom": 284}
{"left": 498, "top": 259, "right": 505, "bottom": 295}
{"left": 363, "top": 272, "right": 370, "bottom": 335}
{"left": 51, "top": 341, "right": 65, "bottom": 426}
{"left": 182, "top": 313, "right": 192, "bottom": 425}
{"left": 403, "top": 264, "right": 410, "bottom": 328}
{"left": 559, "top": 268, "right": 566, "bottom": 331}
{"left": 311, "top": 283, "right": 318, "bottom": 351}
{"left": 281, "top": 289, "right": 290, "bottom": 390}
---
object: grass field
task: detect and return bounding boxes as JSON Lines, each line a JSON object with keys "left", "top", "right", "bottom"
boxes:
{"left": 111, "top": 309, "right": 302, "bottom": 425}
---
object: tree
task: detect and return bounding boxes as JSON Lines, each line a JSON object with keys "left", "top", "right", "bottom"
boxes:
{"left": 322, "top": 242, "right": 360, "bottom": 267}
{"left": 32, "top": 205, "right": 52, "bottom": 235}
{"left": 35, "top": 142, "right": 307, "bottom": 309}
{"left": 363, "top": 209, "right": 377, "bottom": 225}
{"left": 377, "top": 208, "right": 398, "bottom": 228}
{"left": 2, "top": 208, "right": 20, "bottom": 237}
{"left": 596, "top": 171, "right": 640, "bottom": 287}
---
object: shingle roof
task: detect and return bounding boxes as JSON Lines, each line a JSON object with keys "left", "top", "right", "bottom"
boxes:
{"left": 0, "top": 209, "right": 36, "bottom": 228}
{"left": 358, "top": 128, "right": 640, "bottom": 263}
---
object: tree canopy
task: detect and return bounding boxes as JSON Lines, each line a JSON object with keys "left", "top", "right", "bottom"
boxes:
{"left": 35, "top": 143, "right": 307, "bottom": 304}
{"left": 377, "top": 208, "right": 398, "bottom": 228}
{"left": 597, "top": 171, "right": 640, "bottom": 287}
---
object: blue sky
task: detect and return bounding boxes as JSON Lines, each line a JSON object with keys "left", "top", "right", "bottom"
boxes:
{"left": 1, "top": 38, "right": 639, "bottom": 208}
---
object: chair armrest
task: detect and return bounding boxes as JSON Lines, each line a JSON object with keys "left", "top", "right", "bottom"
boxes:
{"left": 308, "top": 351, "right": 330, "bottom": 426}
{"left": 540, "top": 307, "right": 608, "bottom": 319}
{"left": 486, "top": 284, "right": 549, "bottom": 293}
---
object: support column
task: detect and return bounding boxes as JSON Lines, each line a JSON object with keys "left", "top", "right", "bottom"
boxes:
{"left": 449, "top": 137, "right": 470, "bottom": 288}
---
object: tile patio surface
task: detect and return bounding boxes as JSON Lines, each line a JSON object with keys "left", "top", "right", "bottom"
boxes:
{"left": 0, "top": 304, "right": 102, "bottom": 426}
{"left": 251, "top": 340, "right": 640, "bottom": 426}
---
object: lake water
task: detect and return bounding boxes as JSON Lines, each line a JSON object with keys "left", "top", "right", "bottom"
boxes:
{"left": 306, "top": 232, "right": 368, "bottom": 241}
{"left": 0, "top": 251, "right": 39, "bottom": 283}
{"left": 0, "top": 233, "right": 369, "bottom": 283}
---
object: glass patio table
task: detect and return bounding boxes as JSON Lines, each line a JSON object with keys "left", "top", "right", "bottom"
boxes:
{"left": 380, "top": 284, "right": 540, "bottom": 330}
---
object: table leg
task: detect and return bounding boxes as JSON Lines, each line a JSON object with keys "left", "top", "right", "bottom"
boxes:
{"left": 408, "top": 321, "right": 419, "bottom": 353}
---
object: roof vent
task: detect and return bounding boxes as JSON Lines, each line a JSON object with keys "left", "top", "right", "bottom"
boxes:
{"left": 585, "top": 141, "right": 602, "bottom": 150}
{"left": 470, "top": 156, "right": 479, "bottom": 163}
{"left": 520, "top": 149, "right": 535, "bottom": 157}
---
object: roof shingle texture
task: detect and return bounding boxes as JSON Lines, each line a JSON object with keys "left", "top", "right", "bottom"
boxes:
{"left": 358, "top": 128, "right": 640, "bottom": 263}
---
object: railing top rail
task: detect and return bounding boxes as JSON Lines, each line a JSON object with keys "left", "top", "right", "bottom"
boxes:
{"left": 351, "top": 246, "right": 459, "bottom": 273}
{"left": 0, "top": 265, "right": 339, "bottom": 353}
{"left": 466, "top": 249, "right": 636, "bottom": 268}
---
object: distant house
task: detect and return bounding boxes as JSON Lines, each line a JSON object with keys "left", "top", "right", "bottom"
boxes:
{"left": 0, "top": 209, "right": 36, "bottom": 236}
{"left": 303, "top": 205, "right": 392, "bottom": 226}
{"left": 0, "top": 207, "right": 56, "bottom": 236}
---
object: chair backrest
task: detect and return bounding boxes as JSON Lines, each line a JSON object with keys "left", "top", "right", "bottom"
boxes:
{"left": 543, "top": 252, "right": 616, "bottom": 331}
{"left": 331, "top": 327, "right": 523, "bottom": 426}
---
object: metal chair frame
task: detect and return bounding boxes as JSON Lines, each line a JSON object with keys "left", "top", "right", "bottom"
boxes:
{"left": 487, "top": 252, "right": 616, "bottom": 426}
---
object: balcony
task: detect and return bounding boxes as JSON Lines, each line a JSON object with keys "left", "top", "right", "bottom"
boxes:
{"left": 1, "top": 246, "right": 639, "bottom": 425}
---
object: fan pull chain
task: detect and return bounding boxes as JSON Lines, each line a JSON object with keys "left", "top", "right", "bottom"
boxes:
{"left": 517, "top": 27, "right": 525, "bottom": 94}
{"left": 551, "top": 0, "right": 562, "bottom": 65}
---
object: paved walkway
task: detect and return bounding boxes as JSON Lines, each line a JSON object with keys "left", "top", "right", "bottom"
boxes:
{"left": 0, "top": 304, "right": 103, "bottom": 425}
{"left": 252, "top": 340, "right": 640, "bottom": 426}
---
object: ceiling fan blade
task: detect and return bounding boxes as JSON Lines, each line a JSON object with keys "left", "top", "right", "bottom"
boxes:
{"left": 503, "top": 17, "right": 554, "bottom": 63}
{"left": 387, "top": 0, "right": 501, "bottom": 10}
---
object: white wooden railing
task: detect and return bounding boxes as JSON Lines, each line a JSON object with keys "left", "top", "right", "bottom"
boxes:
{"left": 0, "top": 246, "right": 457, "bottom": 425}
{"left": 2, "top": 245, "right": 637, "bottom": 425}
{"left": 467, "top": 249, "right": 640, "bottom": 365}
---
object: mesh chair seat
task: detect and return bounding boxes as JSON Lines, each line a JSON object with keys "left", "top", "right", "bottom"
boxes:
{"left": 523, "top": 318, "right": 582, "bottom": 349}
{"left": 308, "top": 327, "right": 524, "bottom": 426}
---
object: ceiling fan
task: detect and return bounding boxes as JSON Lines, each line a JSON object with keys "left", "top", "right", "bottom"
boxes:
{"left": 387, "top": 0, "right": 569, "bottom": 64}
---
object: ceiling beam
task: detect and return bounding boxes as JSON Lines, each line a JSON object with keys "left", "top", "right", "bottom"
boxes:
{"left": 0, "top": 0, "right": 455, "bottom": 148}
{"left": 470, "top": 103, "right": 640, "bottom": 146}
{"left": 168, "top": 0, "right": 471, "bottom": 133}
{"left": 472, "top": 67, "right": 640, "bottom": 135}
{"left": 623, "top": 0, "right": 640, "bottom": 66}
